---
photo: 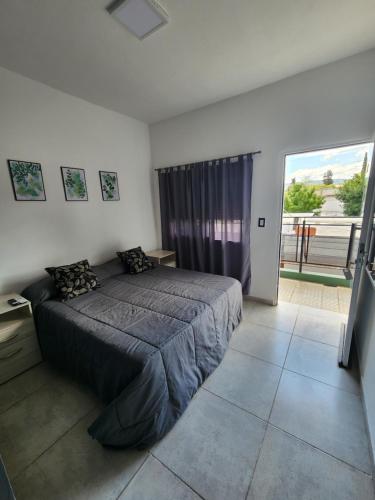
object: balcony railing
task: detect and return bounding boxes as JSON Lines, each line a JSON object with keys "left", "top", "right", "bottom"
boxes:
{"left": 281, "top": 216, "right": 361, "bottom": 275}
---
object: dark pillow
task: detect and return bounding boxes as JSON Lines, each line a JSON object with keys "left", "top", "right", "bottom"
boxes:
{"left": 45, "top": 259, "right": 100, "bottom": 301}
{"left": 92, "top": 258, "right": 125, "bottom": 282}
{"left": 117, "top": 246, "right": 154, "bottom": 274}
{"left": 22, "top": 277, "right": 58, "bottom": 311}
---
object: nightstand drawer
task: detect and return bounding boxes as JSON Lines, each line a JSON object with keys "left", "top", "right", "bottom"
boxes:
{"left": 0, "top": 316, "right": 34, "bottom": 347}
{"left": 0, "top": 336, "right": 42, "bottom": 384}
{"left": 0, "top": 294, "right": 41, "bottom": 384}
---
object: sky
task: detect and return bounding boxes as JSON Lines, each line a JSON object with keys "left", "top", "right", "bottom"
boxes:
{"left": 285, "top": 142, "right": 374, "bottom": 185}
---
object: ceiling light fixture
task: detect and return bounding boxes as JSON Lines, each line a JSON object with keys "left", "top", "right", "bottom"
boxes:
{"left": 107, "top": 0, "right": 169, "bottom": 40}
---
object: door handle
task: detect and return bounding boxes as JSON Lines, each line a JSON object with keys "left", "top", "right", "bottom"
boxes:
{"left": 356, "top": 251, "right": 369, "bottom": 266}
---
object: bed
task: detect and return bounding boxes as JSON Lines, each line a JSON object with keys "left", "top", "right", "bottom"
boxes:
{"left": 23, "top": 259, "right": 242, "bottom": 448}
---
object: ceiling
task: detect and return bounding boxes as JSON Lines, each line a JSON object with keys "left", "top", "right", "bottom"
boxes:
{"left": 0, "top": 0, "right": 374, "bottom": 124}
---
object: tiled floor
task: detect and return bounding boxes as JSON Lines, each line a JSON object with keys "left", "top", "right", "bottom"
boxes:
{"left": 1, "top": 301, "right": 374, "bottom": 500}
{"left": 279, "top": 277, "right": 352, "bottom": 313}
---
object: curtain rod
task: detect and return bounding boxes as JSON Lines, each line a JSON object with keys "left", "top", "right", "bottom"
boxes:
{"left": 154, "top": 150, "right": 262, "bottom": 172}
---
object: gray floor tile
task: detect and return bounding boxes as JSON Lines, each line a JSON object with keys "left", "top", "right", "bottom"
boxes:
{"left": 119, "top": 456, "right": 201, "bottom": 500}
{"left": 0, "top": 376, "right": 97, "bottom": 479}
{"left": 230, "top": 322, "right": 291, "bottom": 366}
{"left": 294, "top": 312, "right": 344, "bottom": 347}
{"left": 204, "top": 348, "right": 281, "bottom": 420}
{"left": 4, "top": 302, "right": 373, "bottom": 500}
{"left": 285, "top": 336, "right": 360, "bottom": 394}
{"left": 270, "top": 371, "right": 371, "bottom": 474}
{"left": 12, "top": 409, "right": 146, "bottom": 500}
{"left": 0, "top": 363, "right": 58, "bottom": 415}
{"left": 243, "top": 301, "right": 298, "bottom": 333}
{"left": 298, "top": 304, "right": 347, "bottom": 320}
{"left": 11, "top": 462, "right": 57, "bottom": 500}
{"left": 247, "top": 426, "right": 374, "bottom": 500}
{"left": 153, "top": 389, "right": 266, "bottom": 500}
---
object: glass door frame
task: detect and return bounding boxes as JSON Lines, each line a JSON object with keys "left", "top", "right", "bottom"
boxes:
{"left": 339, "top": 142, "right": 375, "bottom": 367}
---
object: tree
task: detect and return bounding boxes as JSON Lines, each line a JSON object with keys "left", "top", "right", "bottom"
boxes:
{"left": 284, "top": 182, "right": 325, "bottom": 213}
{"left": 362, "top": 152, "right": 368, "bottom": 176}
{"left": 336, "top": 173, "right": 365, "bottom": 216}
{"left": 335, "top": 153, "right": 368, "bottom": 216}
{"left": 323, "top": 169, "right": 333, "bottom": 185}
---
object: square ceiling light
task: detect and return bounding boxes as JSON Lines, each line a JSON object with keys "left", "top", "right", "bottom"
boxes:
{"left": 107, "top": 0, "right": 169, "bottom": 40}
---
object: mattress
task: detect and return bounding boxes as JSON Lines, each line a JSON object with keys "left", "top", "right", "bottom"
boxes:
{"left": 23, "top": 259, "right": 242, "bottom": 448}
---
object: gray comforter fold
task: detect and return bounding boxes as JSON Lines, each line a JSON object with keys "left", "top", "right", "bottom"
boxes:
{"left": 26, "top": 262, "right": 242, "bottom": 448}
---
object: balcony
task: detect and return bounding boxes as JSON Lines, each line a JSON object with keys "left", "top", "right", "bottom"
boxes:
{"left": 279, "top": 216, "right": 360, "bottom": 313}
{"left": 280, "top": 216, "right": 361, "bottom": 285}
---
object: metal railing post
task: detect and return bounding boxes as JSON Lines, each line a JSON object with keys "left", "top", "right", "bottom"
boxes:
{"left": 295, "top": 224, "right": 300, "bottom": 263}
{"left": 346, "top": 223, "right": 356, "bottom": 269}
{"left": 299, "top": 220, "right": 305, "bottom": 273}
{"left": 305, "top": 223, "right": 311, "bottom": 263}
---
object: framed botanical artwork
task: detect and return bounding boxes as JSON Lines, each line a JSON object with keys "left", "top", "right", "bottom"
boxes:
{"left": 8, "top": 159, "right": 46, "bottom": 201}
{"left": 61, "top": 167, "right": 88, "bottom": 201}
{"left": 99, "top": 171, "right": 120, "bottom": 201}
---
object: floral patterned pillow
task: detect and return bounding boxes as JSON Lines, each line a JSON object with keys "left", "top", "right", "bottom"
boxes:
{"left": 117, "top": 247, "right": 154, "bottom": 274}
{"left": 45, "top": 259, "right": 100, "bottom": 301}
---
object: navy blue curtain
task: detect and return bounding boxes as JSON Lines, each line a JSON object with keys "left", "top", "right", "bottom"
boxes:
{"left": 158, "top": 154, "right": 253, "bottom": 293}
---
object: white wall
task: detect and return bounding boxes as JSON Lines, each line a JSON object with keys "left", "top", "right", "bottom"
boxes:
{"left": 150, "top": 49, "right": 375, "bottom": 303}
{"left": 0, "top": 66, "right": 158, "bottom": 294}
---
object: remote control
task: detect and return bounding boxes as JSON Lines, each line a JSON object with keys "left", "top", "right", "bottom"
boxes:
{"left": 7, "top": 297, "right": 28, "bottom": 306}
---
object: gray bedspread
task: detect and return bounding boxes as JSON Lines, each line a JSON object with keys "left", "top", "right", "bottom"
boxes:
{"left": 24, "top": 260, "right": 242, "bottom": 448}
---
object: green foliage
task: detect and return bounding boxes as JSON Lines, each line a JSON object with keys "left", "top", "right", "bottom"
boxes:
{"left": 10, "top": 161, "right": 43, "bottom": 198}
{"left": 362, "top": 152, "right": 368, "bottom": 176}
{"left": 335, "top": 153, "right": 369, "bottom": 216}
{"left": 284, "top": 182, "right": 324, "bottom": 213}
{"left": 102, "top": 173, "right": 117, "bottom": 199}
{"left": 323, "top": 169, "right": 333, "bottom": 185}
{"left": 100, "top": 172, "right": 119, "bottom": 200}
{"left": 335, "top": 172, "right": 365, "bottom": 216}
{"left": 64, "top": 169, "right": 86, "bottom": 199}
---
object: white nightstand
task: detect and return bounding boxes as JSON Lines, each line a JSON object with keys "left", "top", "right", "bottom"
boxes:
{"left": 0, "top": 294, "right": 42, "bottom": 384}
{"left": 146, "top": 250, "right": 176, "bottom": 268}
